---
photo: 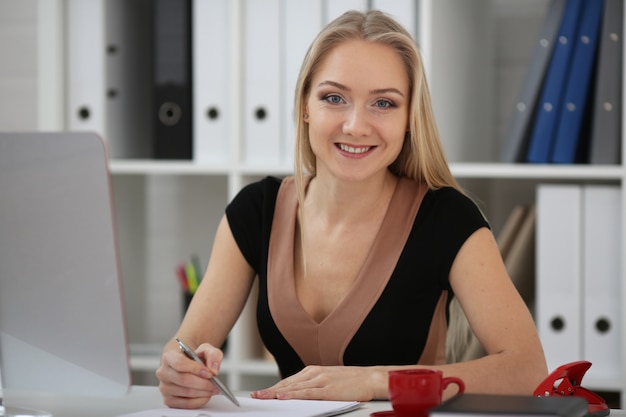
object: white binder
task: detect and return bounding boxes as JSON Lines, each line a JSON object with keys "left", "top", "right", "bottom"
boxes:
{"left": 536, "top": 184, "right": 583, "bottom": 371}
{"left": 243, "top": 0, "right": 282, "bottom": 166}
{"left": 193, "top": 0, "right": 231, "bottom": 164}
{"left": 582, "top": 185, "right": 623, "bottom": 379}
{"left": 66, "top": 0, "right": 106, "bottom": 136}
{"left": 323, "top": 0, "right": 368, "bottom": 24}
{"left": 281, "top": 0, "right": 323, "bottom": 167}
{"left": 371, "top": 0, "right": 418, "bottom": 38}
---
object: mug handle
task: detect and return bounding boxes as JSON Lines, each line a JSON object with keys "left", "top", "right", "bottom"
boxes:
{"left": 442, "top": 376, "right": 465, "bottom": 395}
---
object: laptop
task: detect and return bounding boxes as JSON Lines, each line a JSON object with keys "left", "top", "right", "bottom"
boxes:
{"left": 0, "top": 132, "right": 131, "bottom": 397}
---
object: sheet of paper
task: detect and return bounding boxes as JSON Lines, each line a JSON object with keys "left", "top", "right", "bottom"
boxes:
{"left": 116, "top": 395, "right": 362, "bottom": 417}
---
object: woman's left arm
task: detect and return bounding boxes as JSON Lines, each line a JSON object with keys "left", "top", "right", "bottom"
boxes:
{"left": 437, "top": 227, "right": 548, "bottom": 395}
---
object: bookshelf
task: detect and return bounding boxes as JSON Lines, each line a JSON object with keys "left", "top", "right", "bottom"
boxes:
{"left": 1, "top": 0, "right": 624, "bottom": 403}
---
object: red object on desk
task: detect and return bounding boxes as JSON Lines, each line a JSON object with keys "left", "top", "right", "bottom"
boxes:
{"left": 534, "top": 361, "right": 610, "bottom": 417}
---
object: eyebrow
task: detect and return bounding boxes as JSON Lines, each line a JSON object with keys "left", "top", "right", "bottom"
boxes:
{"left": 316, "top": 80, "right": 405, "bottom": 98}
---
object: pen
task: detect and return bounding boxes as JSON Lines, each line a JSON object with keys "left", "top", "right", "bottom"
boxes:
{"left": 175, "top": 264, "right": 189, "bottom": 293}
{"left": 184, "top": 262, "right": 199, "bottom": 294}
{"left": 175, "top": 337, "right": 240, "bottom": 407}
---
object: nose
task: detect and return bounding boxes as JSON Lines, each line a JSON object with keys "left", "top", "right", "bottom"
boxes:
{"left": 342, "top": 107, "right": 371, "bottom": 137}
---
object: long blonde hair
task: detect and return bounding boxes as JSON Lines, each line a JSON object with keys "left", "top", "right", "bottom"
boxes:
{"left": 293, "top": 9, "right": 462, "bottom": 202}
{"left": 291, "top": 11, "right": 478, "bottom": 362}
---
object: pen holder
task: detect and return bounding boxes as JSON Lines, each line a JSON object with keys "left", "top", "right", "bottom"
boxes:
{"left": 180, "top": 291, "right": 229, "bottom": 353}
{"left": 182, "top": 291, "right": 193, "bottom": 316}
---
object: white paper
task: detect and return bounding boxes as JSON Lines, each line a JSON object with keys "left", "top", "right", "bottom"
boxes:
{"left": 116, "top": 395, "right": 362, "bottom": 417}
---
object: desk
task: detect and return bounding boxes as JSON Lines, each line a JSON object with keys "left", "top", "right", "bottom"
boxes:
{"left": 5, "top": 387, "right": 625, "bottom": 417}
{"left": 5, "top": 386, "right": 392, "bottom": 417}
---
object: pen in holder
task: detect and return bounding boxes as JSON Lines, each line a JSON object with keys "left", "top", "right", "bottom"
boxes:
{"left": 175, "top": 255, "right": 229, "bottom": 353}
{"left": 183, "top": 291, "right": 194, "bottom": 314}
{"left": 176, "top": 255, "right": 202, "bottom": 316}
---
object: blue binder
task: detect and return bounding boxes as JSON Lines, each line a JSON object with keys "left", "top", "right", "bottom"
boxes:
{"left": 525, "top": 0, "right": 585, "bottom": 163}
{"left": 550, "top": 0, "right": 605, "bottom": 163}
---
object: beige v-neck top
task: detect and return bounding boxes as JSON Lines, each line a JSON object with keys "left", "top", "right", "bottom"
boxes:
{"left": 225, "top": 176, "right": 489, "bottom": 379}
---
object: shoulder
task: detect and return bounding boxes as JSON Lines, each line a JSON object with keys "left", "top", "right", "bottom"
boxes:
{"left": 416, "top": 187, "right": 490, "bottom": 249}
{"left": 426, "top": 186, "right": 476, "bottom": 206}
{"left": 232, "top": 176, "right": 283, "bottom": 203}
{"left": 225, "top": 176, "right": 285, "bottom": 271}
{"left": 225, "top": 176, "right": 284, "bottom": 235}
{"left": 227, "top": 176, "right": 283, "bottom": 214}
{"left": 422, "top": 187, "right": 488, "bottom": 225}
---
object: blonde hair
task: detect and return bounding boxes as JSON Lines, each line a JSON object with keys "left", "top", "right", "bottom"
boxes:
{"left": 293, "top": 9, "right": 462, "bottom": 201}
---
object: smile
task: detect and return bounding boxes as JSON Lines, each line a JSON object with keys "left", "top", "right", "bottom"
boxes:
{"left": 338, "top": 144, "right": 371, "bottom": 154}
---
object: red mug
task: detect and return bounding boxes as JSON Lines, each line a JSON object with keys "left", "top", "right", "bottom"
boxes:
{"left": 388, "top": 369, "right": 465, "bottom": 417}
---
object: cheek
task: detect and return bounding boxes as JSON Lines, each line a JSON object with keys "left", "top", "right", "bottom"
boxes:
{"left": 307, "top": 116, "right": 337, "bottom": 145}
{"left": 306, "top": 121, "right": 325, "bottom": 155}
{"left": 390, "top": 136, "right": 406, "bottom": 160}
{"left": 384, "top": 122, "right": 409, "bottom": 148}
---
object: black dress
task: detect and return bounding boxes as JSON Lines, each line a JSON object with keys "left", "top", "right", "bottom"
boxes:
{"left": 226, "top": 176, "right": 489, "bottom": 379}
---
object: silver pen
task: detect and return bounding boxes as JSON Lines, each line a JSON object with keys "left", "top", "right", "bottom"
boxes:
{"left": 175, "top": 337, "right": 240, "bottom": 407}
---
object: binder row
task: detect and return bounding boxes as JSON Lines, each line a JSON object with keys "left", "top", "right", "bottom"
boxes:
{"left": 501, "top": 0, "right": 623, "bottom": 165}
{"left": 536, "top": 184, "right": 623, "bottom": 380}
{"left": 65, "top": 0, "right": 418, "bottom": 163}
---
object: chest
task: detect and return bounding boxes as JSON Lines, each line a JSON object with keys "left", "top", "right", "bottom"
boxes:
{"left": 293, "top": 220, "right": 382, "bottom": 323}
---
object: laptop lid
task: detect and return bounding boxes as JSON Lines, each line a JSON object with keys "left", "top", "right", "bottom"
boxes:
{"left": 0, "top": 132, "right": 131, "bottom": 396}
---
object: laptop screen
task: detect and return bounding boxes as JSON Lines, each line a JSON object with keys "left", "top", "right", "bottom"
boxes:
{"left": 0, "top": 132, "right": 131, "bottom": 396}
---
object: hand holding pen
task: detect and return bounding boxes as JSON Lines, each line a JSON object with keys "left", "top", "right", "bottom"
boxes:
{"left": 175, "top": 337, "right": 240, "bottom": 407}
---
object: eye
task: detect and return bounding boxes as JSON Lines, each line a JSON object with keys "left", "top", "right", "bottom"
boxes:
{"left": 322, "top": 94, "right": 344, "bottom": 105}
{"left": 374, "top": 99, "right": 394, "bottom": 109}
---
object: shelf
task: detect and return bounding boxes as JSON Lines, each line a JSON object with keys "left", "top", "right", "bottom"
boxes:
{"left": 109, "top": 160, "right": 624, "bottom": 181}
{"left": 584, "top": 377, "right": 626, "bottom": 393}
{"left": 229, "top": 359, "right": 279, "bottom": 376}
{"left": 129, "top": 344, "right": 279, "bottom": 377}
{"left": 130, "top": 355, "right": 278, "bottom": 375}
{"left": 450, "top": 163, "right": 624, "bottom": 180}
{"left": 109, "top": 160, "right": 231, "bottom": 175}
{"left": 109, "top": 159, "right": 294, "bottom": 177}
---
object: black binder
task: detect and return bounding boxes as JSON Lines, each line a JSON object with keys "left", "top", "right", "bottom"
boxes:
{"left": 589, "top": 0, "right": 623, "bottom": 164}
{"left": 500, "top": 0, "right": 565, "bottom": 163}
{"left": 152, "top": 0, "right": 193, "bottom": 159}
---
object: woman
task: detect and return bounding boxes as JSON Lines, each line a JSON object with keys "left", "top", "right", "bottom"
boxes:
{"left": 156, "top": 10, "right": 547, "bottom": 409}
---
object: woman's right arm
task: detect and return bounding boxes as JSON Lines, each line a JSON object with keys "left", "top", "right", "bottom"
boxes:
{"left": 156, "top": 214, "right": 257, "bottom": 409}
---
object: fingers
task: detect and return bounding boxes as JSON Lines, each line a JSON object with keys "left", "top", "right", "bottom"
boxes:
{"left": 250, "top": 365, "right": 380, "bottom": 402}
{"left": 156, "top": 342, "right": 222, "bottom": 409}
{"left": 251, "top": 366, "right": 328, "bottom": 400}
{"left": 163, "top": 396, "right": 210, "bottom": 410}
{"left": 159, "top": 379, "right": 217, "bottom": 409}
{"left": 195, "top": 343, "right": 224, "bottom": 375}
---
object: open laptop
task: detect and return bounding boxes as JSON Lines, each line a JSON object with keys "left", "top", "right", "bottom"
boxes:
{"left": 0, "top": 132, "right": 131, "bottom": 398}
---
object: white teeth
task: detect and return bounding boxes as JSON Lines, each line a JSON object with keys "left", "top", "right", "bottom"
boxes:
{"left": 339, "top": 144, "right": 370, "bottom": 154}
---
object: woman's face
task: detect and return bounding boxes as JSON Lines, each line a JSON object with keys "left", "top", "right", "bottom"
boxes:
{"left": 305, "top": 39, "right": 410, "bottom": 183}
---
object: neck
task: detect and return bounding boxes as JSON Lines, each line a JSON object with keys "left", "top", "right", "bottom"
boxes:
{"left": 305, "top": 170, "right": 399, "bottom": 226}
